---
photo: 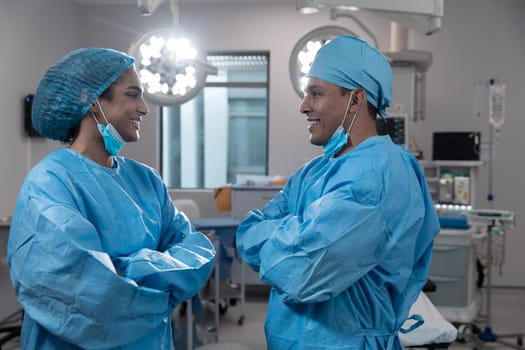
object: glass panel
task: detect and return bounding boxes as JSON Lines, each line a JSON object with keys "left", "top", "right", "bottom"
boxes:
{"left": 207, "top": 54, "right": 268, "bottom": 83}
{"left": 228, "top": 88, "right": 268, "bottom": 180}
{"left": 161, "top": 52, "right": 269, "bottom": 189}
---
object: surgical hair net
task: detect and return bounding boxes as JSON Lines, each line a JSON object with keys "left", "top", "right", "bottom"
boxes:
{"left": 32, "top": 48, "right": 135, "bottom": 141}
{"left": 307, "top": 35, "right": 392, "bottom": 116}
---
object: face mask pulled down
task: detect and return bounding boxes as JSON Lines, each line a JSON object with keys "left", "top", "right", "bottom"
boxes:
{"left": 323, "top": 92, "right": 358, "bottom": 157}
{"left": 91, "top": 99, "right": 126, "bottom": 156}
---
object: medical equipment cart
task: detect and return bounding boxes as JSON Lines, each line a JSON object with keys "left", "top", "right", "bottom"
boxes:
{"left": 466, "top": 209, "right": 524, "bottom": 349}
{"left": 191, "top": 218, "right": 245, "bottom": 341}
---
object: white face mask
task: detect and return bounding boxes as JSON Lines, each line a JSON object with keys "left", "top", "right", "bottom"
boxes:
{"left": 323, "top": 91, "right": 358, "bottom": 157}
{"left": 91, "top": 99, "right": 126, "bottom": 156}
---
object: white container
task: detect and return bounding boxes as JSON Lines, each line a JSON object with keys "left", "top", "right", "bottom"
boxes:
{"left": 489, "top": 82, "right": 506, "bottom": 128}
{"left": 454, "top": 175, "right": 470, "bottom": 205}
{"left": 438, "top": 172, "right": 454, "bottom": 203}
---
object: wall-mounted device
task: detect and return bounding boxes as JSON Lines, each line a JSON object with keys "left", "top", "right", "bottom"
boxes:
{"left": 432, "top": 131, "right": 480, "bottom": 161}
{"left": 376, "top": 113, "right": 409, "bottom": 148}
{"left": 24, "top": 94, "right": 42, "bottom": 138}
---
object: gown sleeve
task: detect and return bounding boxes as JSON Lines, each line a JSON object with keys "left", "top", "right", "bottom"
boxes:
{"left": 112, "top": 204, "right": 215, "bottom": 305}
{"left": 236, "top": 160, "right": 426, "bottom": 305}
{"left": 235, "top": 188, "right": 291, "bottom": 273}
{"left": 8, "top": 171, "right": 214, "bottom": 349}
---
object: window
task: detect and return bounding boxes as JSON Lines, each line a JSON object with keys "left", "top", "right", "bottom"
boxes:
{"left": 161, "top": 52, "right": 269, "bottom": 189}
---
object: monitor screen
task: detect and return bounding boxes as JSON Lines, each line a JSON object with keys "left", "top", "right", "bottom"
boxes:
{"left": 376, "top": 113, "right": 409, "bottom": 147}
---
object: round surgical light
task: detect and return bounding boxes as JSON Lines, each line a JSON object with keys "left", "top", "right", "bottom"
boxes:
{"left": 289, "top": 25, "right": 355, "bottom": 98}
{"left": 129, "top": 27, "right": 217, "bottom": 105}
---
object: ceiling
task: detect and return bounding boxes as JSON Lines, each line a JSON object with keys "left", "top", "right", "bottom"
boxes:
{"left": 74, "top": 0, "right": 288, "bottom": 4}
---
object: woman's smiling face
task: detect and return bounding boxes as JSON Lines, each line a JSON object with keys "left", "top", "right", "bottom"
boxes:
{"left": 97, "top": 68, "right": 150, "bottom": 143}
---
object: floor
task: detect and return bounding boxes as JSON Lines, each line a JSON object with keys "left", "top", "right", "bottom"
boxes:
{"left": 195, "top": 286, "right": 525, "bottom": 350}
{"left": 1, "top": 287, "right": 524, "bottom": 350}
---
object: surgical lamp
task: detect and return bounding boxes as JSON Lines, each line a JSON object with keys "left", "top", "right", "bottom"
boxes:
{"left": 289, "top": 6, "right": 383, "bottom": 99}
{"left": 129, "top": 0, "right": 217, "bottom": 105}
{"left": 288, "top": 25, "right": 356, "bottom": 97}
{"left": 292, "top": 1, "right": 437, "bottom": 121}
{"left": 296, "top": 0, "right": 443, "bottom": 36}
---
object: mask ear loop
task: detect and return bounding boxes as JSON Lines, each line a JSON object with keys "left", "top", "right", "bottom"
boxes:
{"left": 344, "top": 92, "right": 359, "bottom": 147}
{"left": 94, "top": 99, "right": 111, "bottom": 125}
{"left": 339, "top": 92, "right": 353, "bottom": 130}
{"left": 346, "top": 110, "right": 359, "bottom": 137}
{"left": 91, "top": 111, "right": 101, "bottom": 125}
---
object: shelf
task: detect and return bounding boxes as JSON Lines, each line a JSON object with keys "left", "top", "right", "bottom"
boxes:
{"left": 420, "top": 160, "right": 484, "bottom": 167}
{"left": 419, "top": 160, "right": 483, "bottom": 208}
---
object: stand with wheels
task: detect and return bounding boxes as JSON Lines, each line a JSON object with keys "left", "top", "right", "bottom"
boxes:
{"left": 467, "top": 210, "right": 524, "bottom": 349}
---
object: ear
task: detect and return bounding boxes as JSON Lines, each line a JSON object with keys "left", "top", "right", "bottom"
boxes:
{"left": 356, "top": 88, "right": 368, "bottom": 105}
{"left": 88, "top": 101, "right": 98, "bottom": 114}
{"left": 350, "top": 88, "right": 367, "bottom": 111}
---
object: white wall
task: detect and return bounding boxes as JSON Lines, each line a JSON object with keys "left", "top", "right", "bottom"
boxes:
{"left": 0, "top": 0, "right": 82, "bottom": 319}
{"left": 410, "top": 0, "right": 525, "bottom": 287}
{"left": 0, "top": 0, "right": 82, "bottom": 220}
{"left": 0, "top": 0, "right": 524, "bottom": 287}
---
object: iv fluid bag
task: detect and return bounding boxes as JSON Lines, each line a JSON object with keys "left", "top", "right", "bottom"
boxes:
{"left": 489, "top": 82, "right": 506, "bottom": 128}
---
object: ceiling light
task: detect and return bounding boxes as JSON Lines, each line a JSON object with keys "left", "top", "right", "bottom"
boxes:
{"left": 289, "top": 25, "right": 355, "bottom": 97}
{"left": 128, "top": 27, "right": 217, "bottom": 105}
{"left": 296, "top": 0, "right": 321, "bottom": 14}
{"left": 336, "top": 5, "right": 359, "bottom": 11}
{"left": 130, "top": 0, "right": 217, "bottom": 105}
{"left": 138, "top": 0, "right": 163, "bottom": 16}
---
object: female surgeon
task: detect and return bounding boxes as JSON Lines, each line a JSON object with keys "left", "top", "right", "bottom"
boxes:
{"left": 7, "top": 48, "right": 215, "bottom": 349}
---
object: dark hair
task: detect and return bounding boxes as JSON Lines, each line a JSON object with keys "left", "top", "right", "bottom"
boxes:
{"left": 340, "top": 87, "right": 378, "bottom": 120}
{"left": 65, "top": 124, "right": 81, "bottom": 143}
{"left": 99, "top": 84, "right": 114, "bottom": 101}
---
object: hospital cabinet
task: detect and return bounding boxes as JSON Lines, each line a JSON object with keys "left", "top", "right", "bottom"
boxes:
{"left": 230, "top": 185, "right": 280, "bottom": 220}
{"left": 420, "top": 160, "right": 483, "bottom": 207}
{"left": 230, "top": 185, "right": 281, "bottom": 286}
{"left": 427, "top": 228, "right": 483, "bottom": 309}
{"left": 422, "top": 160, "right": 485, "bottom": 321}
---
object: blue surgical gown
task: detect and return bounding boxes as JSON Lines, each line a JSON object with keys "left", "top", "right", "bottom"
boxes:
{"left": 7, "top": 148, "right": 215, "bottom": 350}
{"left": 236, "top": 136, "right": 440, "bottom": 349}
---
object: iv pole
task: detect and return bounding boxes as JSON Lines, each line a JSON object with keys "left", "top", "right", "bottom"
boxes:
{"left": 475, "top": 79, "right": 524, "bottom": 349}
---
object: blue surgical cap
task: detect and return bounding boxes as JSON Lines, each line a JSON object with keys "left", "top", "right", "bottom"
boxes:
{"left": 32, "top": 48, "right": 135, "bottom": 141}
{"left": 307, "top": 35, "right": 392, "bottom": 116}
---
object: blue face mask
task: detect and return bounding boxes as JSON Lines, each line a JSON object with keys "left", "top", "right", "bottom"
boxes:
{"left": 92, "top": 99, "right": 126, "bottom": 156}
{"left": 97, "top": 123, "right": 126, "bottom": 156}
{"left": 323, "top": 92, "right": 358, "bottom": 157}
